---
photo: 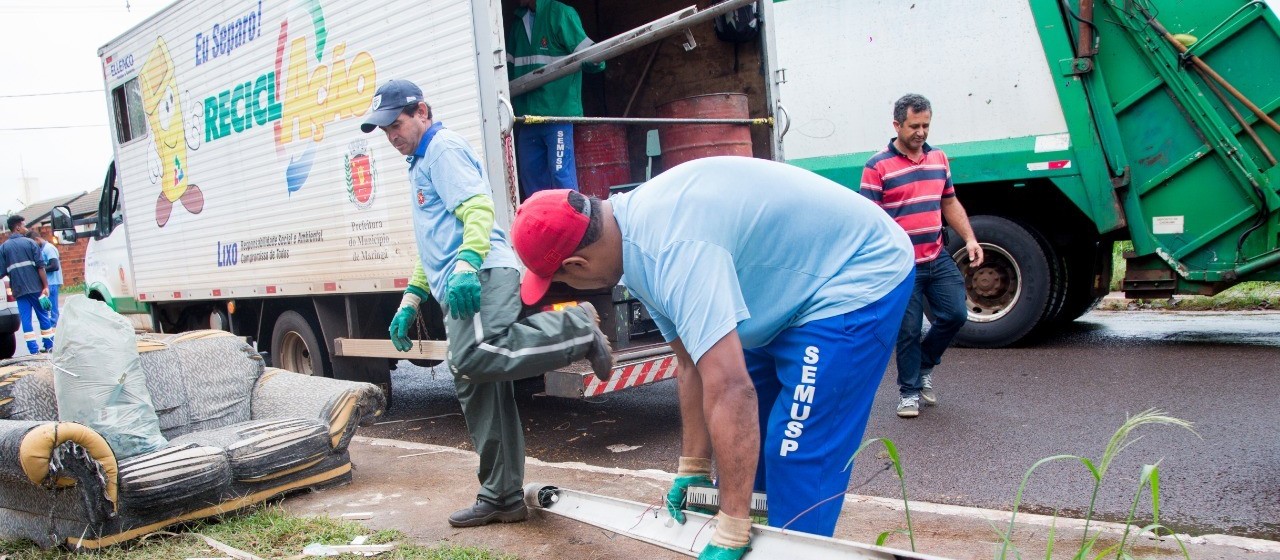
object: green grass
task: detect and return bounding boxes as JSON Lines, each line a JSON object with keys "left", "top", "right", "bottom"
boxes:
{"left": 58, "top": 282, "right": 86, "bottom": 295}
{"left": 1107, "top": 241, "right": 1280, "bottom": 310}
{"left": 865, "top": 410, "right": 1198, "bottom": 560}
{"left": 0, "top": 505, "right": 518, "bottom": 559}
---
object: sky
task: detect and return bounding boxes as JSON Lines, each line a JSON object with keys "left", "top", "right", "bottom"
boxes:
{"left": 0, "top": 0, "right": 172, "bottom": 213}
{"left": 1, "top": 1, "right": 1277, "bottom": 213}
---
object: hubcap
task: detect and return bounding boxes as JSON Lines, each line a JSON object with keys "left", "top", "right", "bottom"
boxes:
{"left": 278, "top": 331, "right": 314, "bottom": 375}
{"left": 954, "top": 244, "right": 1022, "bottom": 323}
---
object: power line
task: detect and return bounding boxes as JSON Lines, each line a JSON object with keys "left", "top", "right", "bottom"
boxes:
{"left": 0, "top": 89, "right": 103, "bottom": 99}
{"left": 0, "top": 125, "right": 108, "bottom": 131}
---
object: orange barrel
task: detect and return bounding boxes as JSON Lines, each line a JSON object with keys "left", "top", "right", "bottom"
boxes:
{"left": 655, "top": 93, "right": 753, "bottom": 171}
{"left": 574, "top": 123, "right": 631, "bottom": 199}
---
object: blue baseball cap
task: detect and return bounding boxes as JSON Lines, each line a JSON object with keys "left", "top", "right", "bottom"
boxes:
{"left": 361, "top": 79, "right": 424, "bottom": 133}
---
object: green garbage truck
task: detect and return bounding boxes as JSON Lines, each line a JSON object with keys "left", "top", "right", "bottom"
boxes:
{"left": 775, "top": 0, "right": 1280, "bottom": 346}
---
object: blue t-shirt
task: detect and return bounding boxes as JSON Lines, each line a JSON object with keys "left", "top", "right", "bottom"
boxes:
{"left": 42, "top": 243, "right": 62, "bottom": 286}
{"left": 611, "top": 156, "right": 914, "bottom": 363}
{"left": 408, "top": 122, "right": 518, "bottom": 297}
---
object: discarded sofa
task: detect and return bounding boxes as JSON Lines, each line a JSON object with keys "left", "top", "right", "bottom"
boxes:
{"left": 0, "top": 330, "right": 385, "bottom": 549}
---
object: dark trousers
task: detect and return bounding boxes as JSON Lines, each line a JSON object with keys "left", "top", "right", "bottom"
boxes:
{"left": 896, "top": 252, "right": 968, "bottom": 397}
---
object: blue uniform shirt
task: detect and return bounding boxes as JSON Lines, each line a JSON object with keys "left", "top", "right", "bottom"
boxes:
{"left": 0, "top": 233, "right": 46, "bottom": 298}
{"left": 408, "top": 122, "right": 518, "bottom": 297}
{"left": 42, "top": 243, "right": 62, "bottom": 286}
{"left": 610, "top": 157, "right": 915, "bottom": 363}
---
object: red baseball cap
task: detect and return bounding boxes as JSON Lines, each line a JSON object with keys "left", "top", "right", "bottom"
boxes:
{"left": 511, "top": 190, "right": 591, "bottom": 305}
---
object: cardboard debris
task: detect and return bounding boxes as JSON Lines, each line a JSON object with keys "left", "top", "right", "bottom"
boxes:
{"left": 606, "top": 444, "right": 643, "bottom": 453}
{"left": 340, "top": 512, "right": 375, "bottom": 520}
{"left": 302, "top": 543, "right": 395, "bottom": 557}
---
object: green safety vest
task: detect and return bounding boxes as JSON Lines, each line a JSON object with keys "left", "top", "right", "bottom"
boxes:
{"left": 506, "top": 0, "right": 605, "bottom": 117}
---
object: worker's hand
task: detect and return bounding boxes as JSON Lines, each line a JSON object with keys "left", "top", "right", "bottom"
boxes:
{"left": 388, "top": 306, "right": 417, "bottom": 352}
{"left": 965, "top": 239, "right": 984, "bottom": 267}
{"left": 666, "top": 473, "right": 714, "bottom": 524}
{"left": 446, "top": 251, "right": 484, "bottom": 320}
{"left": 39, "top": 295, "right": 52, "bottom": 312}
{"left": 698, "top": 542, "right": 748, "bottom": 560}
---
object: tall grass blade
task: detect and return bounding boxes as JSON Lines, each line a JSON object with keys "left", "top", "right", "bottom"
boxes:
{"left": 848, "top": 438, "right": 915, "bottom": 551}
{"left": 875, "top": 529, "right": 908, "bottom": 547}
{"left": 998, "top": 454, "right": 1084, "bottom": 560}
{"left": 1115, "top": 464, "right": 1161, "bottom": 559}
{"left": 1136, "top": 523, "right": 1192, "bottom": 559}
{"left": 1045, "top": 512, "right": 1058, "bottom": 560}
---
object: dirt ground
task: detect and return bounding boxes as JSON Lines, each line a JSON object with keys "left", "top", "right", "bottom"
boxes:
{"left": 280, "top": 437, "right": 1280, "bottom": 560}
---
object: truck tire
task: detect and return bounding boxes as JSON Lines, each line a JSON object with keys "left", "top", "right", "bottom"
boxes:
{"left": 271, "top": 310, "right": 330, "bottom": 377}
{"left": 0, "top": 334, "right": 14, "bottom": 360}
{"left": 948, "top": 216, "right": 1052, "bottom": 348}
{"left": 1052, "top": 245, "right": 1107, "bottom": 325}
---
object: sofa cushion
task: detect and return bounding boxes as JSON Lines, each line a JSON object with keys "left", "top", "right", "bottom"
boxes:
{"left": 168, "top": 418, "right": 331, "bottom": 482}
{"left": 137, "top": 331, "right": 264, "bottom": 439}
{"left": 0, "top": 357, "right": 57, "bottom": 422}
{"left": 118, "top": 443, "right": 231, "bottom": 510}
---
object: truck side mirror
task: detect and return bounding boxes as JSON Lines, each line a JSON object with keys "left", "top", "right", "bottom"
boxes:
{"left": 50, "top": 206, "right": 77, "bottom": 244}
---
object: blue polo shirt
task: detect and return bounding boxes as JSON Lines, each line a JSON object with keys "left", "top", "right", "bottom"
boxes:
{"left": 0, "top": 233, "right": 46, "bottom": 298}
{"left": 611, "top": 157, "right": 914, "bottom": 363}
{"left": 407, "top": 122, "right": 518, "bottom": 297}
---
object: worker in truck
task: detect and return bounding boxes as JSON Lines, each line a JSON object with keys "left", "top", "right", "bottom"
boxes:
{"left": 361, "top": 79, "right": 614, "bottom": 528}
{"left": 507, "top": 0, "right": 605, "bottom": 197}
{"left": 509, "top": 157, "right": 916, "bottom": 558}
{"left": 0, "top": 215, "right": 54, "bottom": 354}
{"left": 859, "top": 94, "right": 983, "bottom": 419}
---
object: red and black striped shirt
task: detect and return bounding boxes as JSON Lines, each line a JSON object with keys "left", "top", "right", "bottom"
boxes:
{"left": 859, "top": 141, "right": 955, "bottom": 263}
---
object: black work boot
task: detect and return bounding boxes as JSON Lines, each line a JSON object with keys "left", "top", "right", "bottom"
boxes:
{"left": 576, "top": 302, "right": 614, "bottom": 382}
{"left": 447, "top": 500, "right": 529, "bottom": 528}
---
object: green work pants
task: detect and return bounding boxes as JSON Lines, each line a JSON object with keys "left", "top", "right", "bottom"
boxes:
{"left": 442, "top": 267, "right": 596, "bottom": 506}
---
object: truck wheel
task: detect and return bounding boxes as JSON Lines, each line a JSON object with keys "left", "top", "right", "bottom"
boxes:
{"left": 948, "top": 216, "right": 1052, "bottom": 348}
{"left": 271, "top": 310, "right": 330, "bottom": 377}
{"left": 0, "top": 334, "right": 14, "bottom": 360}
{"left": 1052, "top": 245, "right": 1108, "bottom": 324}
{"left": 1026, "top": 226, "right": 1068, "bottom": 329}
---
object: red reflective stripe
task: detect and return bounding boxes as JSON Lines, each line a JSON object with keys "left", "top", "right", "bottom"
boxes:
{"left": 172, "top": 291, "right": 182, "bottom": 299}
{"left": 394, "top": 278, "right": 409, "bottom": 288}
{"left": 212, "top": 289, "right": 223, "bottom": 297}
{"left": 266, "top": 286, "right": 277, "bottom": 294}
{"left": 324, "top": 282, "right": 337, "bottom": 291}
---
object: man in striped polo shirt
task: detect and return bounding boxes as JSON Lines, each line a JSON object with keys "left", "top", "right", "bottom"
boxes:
{"left": 860, "top": 94, "right": 984, "bottom": 418}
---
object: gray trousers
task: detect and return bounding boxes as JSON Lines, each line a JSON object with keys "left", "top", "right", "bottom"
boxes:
{"left": 442, "top": 267, "right": 596, "bottom": 506}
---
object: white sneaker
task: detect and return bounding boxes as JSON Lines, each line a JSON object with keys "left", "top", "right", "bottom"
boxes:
{"left": 920, "top": 373, "right": 937, "bottom": 406}
{"left": 896, "top": 395, "right": 920, "bottom": 418}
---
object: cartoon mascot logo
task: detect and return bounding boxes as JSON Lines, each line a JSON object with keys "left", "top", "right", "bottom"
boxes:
{"left": 140, "top": 36, "right": 204, "bottom": 227}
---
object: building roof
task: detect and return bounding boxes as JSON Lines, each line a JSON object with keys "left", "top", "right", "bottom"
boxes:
{"left": 12, "top": 189, "right": 101, "bottom": 225}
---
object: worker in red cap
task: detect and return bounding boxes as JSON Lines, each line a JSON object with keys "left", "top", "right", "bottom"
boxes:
{"left": 509, "top": 156, "right": 916, "bottom": 559}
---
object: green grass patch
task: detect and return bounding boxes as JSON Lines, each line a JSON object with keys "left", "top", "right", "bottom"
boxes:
{"left": 0, "top": 505, "right": 517, "bottom": 559}
{"left": 58, "top": 282, "right": 86, "bottom": 295}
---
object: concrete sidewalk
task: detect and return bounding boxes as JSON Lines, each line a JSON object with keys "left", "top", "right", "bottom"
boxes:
{"left": 281, "top": 437, "right": 1280, "bottom": 560}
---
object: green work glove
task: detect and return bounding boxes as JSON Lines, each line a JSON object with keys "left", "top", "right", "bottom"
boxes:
{"left": 699, "top": 542, "right": 748, "bottom": 560}
{"left": 666, "top": 473, "right": 714, "bottom": 524}
{"left": 446, "top": 250, "right": 483, "bottom": 320}
{"left": 39, "top": 295, "right": 52, "bottom": 311}
{"left": 388, "top": 285, "right": 427, "bottom": 352}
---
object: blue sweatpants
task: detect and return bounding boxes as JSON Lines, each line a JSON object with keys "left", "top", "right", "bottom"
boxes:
{"left": 517, "top": 123, "right": 578, "bottom": 197}
{"left": 746, "top": 273, "right": 913, "bottom": 536}
{"left": 17, "top": 293, "right": 54, "bottom": 354}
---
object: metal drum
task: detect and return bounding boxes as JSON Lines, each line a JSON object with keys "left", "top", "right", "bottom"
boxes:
{"left": 655, "top": 93, "right": 753, "bottom": 171}
{"left": 573, "top": 123, "right": 631, "bottom": 199}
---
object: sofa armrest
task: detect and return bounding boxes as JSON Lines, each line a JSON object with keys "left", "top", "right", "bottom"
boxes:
{"left": 251, "top": 368, "right": 387, "bottom": 449}
{"left": 0, "top": 420, "right": 119, "bottom": 518}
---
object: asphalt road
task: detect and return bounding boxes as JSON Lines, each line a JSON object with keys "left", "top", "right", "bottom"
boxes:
{"left": 305, "top": 310, "right": 1274, "bottom": 540}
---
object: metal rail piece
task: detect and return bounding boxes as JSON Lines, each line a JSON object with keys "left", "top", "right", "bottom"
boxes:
{"left": 523, "top": 483, "right": 950, "bottom": 560}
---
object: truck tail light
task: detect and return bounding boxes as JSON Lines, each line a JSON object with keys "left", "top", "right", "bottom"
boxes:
{"left": 541, "top": 301, "right": 580, "bottom": 312}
